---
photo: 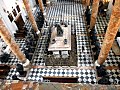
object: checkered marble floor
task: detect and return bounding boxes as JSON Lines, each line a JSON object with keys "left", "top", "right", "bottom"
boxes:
{"left": 106, "top": 69, "right": 120, "bottom": 84}
{"left": 29, "top": 1, "right": 96, "bottom": 84}
{"left": 97, "top": 36, "right": 104, "bottom": 46}
{"left": 27, "top": 68, "right": 96, "bottom": 84}
{"left": 31, "top": 36, "right": 48, "bottom": 66}
{"left": 77, "top": 36, "right": 94, "bottom": 67}
{"left": 104, "top": 50, "right": 120, "bottom": 67}
{"left": 6, "top": 68, "right": 17, "bottom": 80}
{"left": 4, "top": 0, "right": 120, "bottom": 85}
{"left": 5, "top": 1, "right": 97, "bottom": 84}
{"left": 96, "top": 16, "right": 109, "bottom": 34}
{"left": 6, "top": 68, "right": 97, "bottom": 84}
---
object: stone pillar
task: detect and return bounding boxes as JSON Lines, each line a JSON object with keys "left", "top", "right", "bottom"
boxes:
{"left": 90, "top": 0, "right": 99, "bottom": 29}
{"left": 38, "top": 0, "right": 44, "bottom": 13}
{"left": 84, "top": 0, "right": 89, "bottom": 6}
{"left": 86, "top": 0, "right": 90, "bottom": 6}
{"left": 81, "top": 0, "right": 86, "bottom": 5}
{"left": 0, "top": 18, "right": 30, "bottom": 68}
{"left": 23, "top": 0, "right": 40, "bottom": 35}
{"left": 97, "top": 0, "right": 120, "bottom": 65}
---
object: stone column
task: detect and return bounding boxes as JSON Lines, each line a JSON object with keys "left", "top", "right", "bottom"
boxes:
{"left": 90, "top": 0, "right": 99, "bottom": 29}
{"left": 38, "top": 0, "right": 44, "bottom": 13}
{"left": 23, "top": 0, "right": 40, "bottom": 35}
{"left": 81, "top": 0, "right": 86, "bottom": 5}
{"left": 84, "top": 0, "right": 89, "bottom": 6}
{"left": 97, "top": 0, "right": 120, "bottom": 65}
{"left": 0, "top": 18, "right": 30, "bottom": 68}
{"left": 86, "top": 0, "right": 90, "bottom": 6}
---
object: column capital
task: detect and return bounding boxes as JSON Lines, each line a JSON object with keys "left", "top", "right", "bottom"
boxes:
{"left": 43, "top": 12, "right": 46, "bottom": 16}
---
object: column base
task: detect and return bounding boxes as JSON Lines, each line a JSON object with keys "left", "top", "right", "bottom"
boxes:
{"left": 43, "top": 12, "right": 46, "bottom": 16}
{"left": 46, "top": 1, "right": 50, "bottom": 6}
{"left": 95, "top": 60, "right": 100, "bottom": 67}
{"left": 36, "top": 30, "right": 40, "bottom": 35}
{"left": 22, "top": 59, "right": 31, "bottom": 71}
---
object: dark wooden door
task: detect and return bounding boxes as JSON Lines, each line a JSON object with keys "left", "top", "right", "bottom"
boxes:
{"left": 42, "top": 0, "right": 46, "bottom": 4}
{"left": 14, "top": 14, "right": 25, "bottom": 30}
{"left": 35, "top": 0, "right": 39, "bottom": 4}
{"left": 35, "top": 0, "right": 46, "bottom": 5}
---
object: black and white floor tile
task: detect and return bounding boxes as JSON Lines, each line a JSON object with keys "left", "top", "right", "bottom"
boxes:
{"left": 2, "top": 1, "right": 120, "bottom": 85}
{"left": 106, "top": 69, "right": 120, "bottom": 84}
{"left": 104, "top": 50, "right": 120, "bottom": 67}
{"left": 96, "top": 16, "right": 109, "bottom": 34}
{"left": 97, "top": 36, "right": 104, "bottom": 46}
{"left": 76, "top": 35, "right": 94, "bottom": 66}
{"left": 0, "top": 54, "right": 19, "bottom": 65}
{"left": 6, "top": 68, "right": 18, "bottom": 80}
{"left": 27, "top": 68, "right": 96, "bottom": 84}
